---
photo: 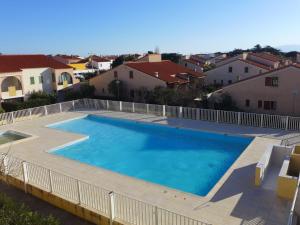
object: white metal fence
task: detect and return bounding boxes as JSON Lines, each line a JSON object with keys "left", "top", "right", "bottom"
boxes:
{"left": 79, "top": 98, "right": 300, "bottom": 131}
{"left": 2, "top": 98, "right": 300, "bottom": 132}
{"left": 0, "top": 154, "right": 209, "bottom": 225}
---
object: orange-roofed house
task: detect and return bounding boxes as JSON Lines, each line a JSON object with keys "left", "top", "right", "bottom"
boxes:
{"left": 205, "top": 52, "right": 291, "bottom": 86}
{"left": 89, "top": 54, "right": 205, "bottom": 100}
{"left": 0, "top": 54, "right": 79, "bottom": 102}
{"left": 210, "top": 64, "right": 300, "bottom": 116}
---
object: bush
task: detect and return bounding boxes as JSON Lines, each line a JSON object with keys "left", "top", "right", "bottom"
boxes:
{"left": 0, "top": 193, "right": 60, "bottom": 225}
{"left": 1, "top": 91, "right": 58, "bottom": 112}
{"left": 64, "top": 84, "right": 95, "bottom": 101}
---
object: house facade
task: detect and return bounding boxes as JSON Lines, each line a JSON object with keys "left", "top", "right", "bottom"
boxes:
{"left": 89, "top": 54, "right": 205, "bottom": 100}
{"left": 90, "top": 56, "right": 113, "bottom": 71}
{"left": 205, "top": 52, "right": 288, "bottom": 86}
{"left": 0, "top": 55, "right": 78, "bottom": 101}
{"left": 210, "top": 65, "right": 300, "bottom": 116}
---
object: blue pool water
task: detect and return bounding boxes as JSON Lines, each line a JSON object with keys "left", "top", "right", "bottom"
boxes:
{"left": 50, "top": 115, "right": 252, "bottom": 196}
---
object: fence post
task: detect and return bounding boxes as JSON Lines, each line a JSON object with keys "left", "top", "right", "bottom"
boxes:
{"left": 179, "top": 106, "right": 183, "bottom": 118}
{"left": 76, "top": 180, "right": 81, "bottom": 205}
{"left": 59, "top": 103, "right": 62, "bottom": 113}
{"left": 285, "top": 116, "right": 289, "bottom": 131}
{"left": 120, "top": 101, "right": 123, "bottom": 112}
{"left": 196, "top": 108, "right": 200, "bottom": 120}
{"left": 48, "top": 169, "right": 53, "bottom": 193}
{"left": 22, "top": 161, "right": 28, "bottom": 193}
{"left": 3, "top": 155, "right": 8, "bottom": 176}
{"left": 72, "top": 100, "right": 75, "bottom": 111}
{"left": 109, "top": 192, "right": 115, "bottom": 225}
{"left": 163, "top": 105, "right": 166, "bottom": 117}
{"left": 216, "top": 110, "right": 220, "bottom": 123}
{"left": 132, "top": 102, "right": 135, "bottom": 113}
{"left": 146, "top": 104, "right": 149, "bottom": 114}
{"left": 260, "top": 114, "right": 264, "bottom": 127}
{"left": 10, "top": 112, "right": 14, "bottom": 123}
{"left": 106, "top": 100, "right": 109, "bottom": 110}
{"left": 29, "top": 108, "right": 32, "bottom": 120}
{"left": 44, "top": 106, "right": 48, "bottom": 116}
{"left": 238, "top": 112, "right": 241, "bottom": 125}
{"left": 154, "top": 206, "right": 158, "bottom": 225}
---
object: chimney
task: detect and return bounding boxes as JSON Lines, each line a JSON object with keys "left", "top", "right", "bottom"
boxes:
{"left": 242, "top": 52, "right": 248, "bottom": 60}
{"left": 155, "top": 72, "right": 159, "bottom": 78}
{"left": 297, "top": 53, "right": 300, "bottom": 64}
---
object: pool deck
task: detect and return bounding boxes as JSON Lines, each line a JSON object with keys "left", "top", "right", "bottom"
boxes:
{"left": 0, "top": 110, "right": 297, "bottom": 225}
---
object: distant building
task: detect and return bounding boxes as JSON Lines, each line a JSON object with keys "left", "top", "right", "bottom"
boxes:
{"left": 205, "top": 52, "right": 291, "bottom": 86}
{"left": 180, "top": 54, "right": 227, "bottom": 73}
{"left": 53, "top": 55, "right": 82, "bottom": 65}
{"left": 89, "top": 54, "right": 205, "bottom": 100}
{"left": 0, "top": 55, "right": 78, "bottom": 102}
{"left": 210, "top": 64, "right": 300, "bottom": 116}
{"left": 90, "top": 55, "right": 113, "bottom": 71}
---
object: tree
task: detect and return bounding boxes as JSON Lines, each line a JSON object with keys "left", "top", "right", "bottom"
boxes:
{"left": 161, "top": 53, "right": 182, "bottom": 63}
{"left": 108, "top": 80, "right": 126, "bottom": 100}
{"left": 112, "top": 54, "right": 140, "bottom": 68}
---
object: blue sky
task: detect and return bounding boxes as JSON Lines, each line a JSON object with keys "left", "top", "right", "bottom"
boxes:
{"left": 0, "top": 0, "right": 299, "bottom": 55}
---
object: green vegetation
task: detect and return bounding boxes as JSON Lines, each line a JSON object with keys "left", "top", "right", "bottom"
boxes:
{"left": 0, "top": 193, "right": 60, "bottom": 225}
{"left": 161, "top": 53, "right": 182, "bottom": 63}
{"left": 1, "top": 92, "right": 57, "bottom": 112}
{"left": 108, "top": 80, "right": 126, "bottom": 100}
{"left": 111, "top": 54, "right": 140, "bottom": 68}
{"left": 64, "top": 83, "right": 95, "bottom": 101}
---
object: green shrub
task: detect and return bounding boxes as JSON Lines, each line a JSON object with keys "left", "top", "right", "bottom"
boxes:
{"left": 64, "top": 84, "right": 95, "bottom": 101}
{"left": 0, "top": 193, "right": 60, "bottom": 225}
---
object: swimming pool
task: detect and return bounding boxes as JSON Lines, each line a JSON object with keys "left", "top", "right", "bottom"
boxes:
{"left": 49, "top": 115, "right": 252, "bottom": 196}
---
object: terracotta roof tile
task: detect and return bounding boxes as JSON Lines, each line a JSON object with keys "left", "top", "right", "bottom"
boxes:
{"left": 0, "top": 55, "right": 71, "bottom": 73}
{"left": 125, "top": 60, "right": 205, "bottom": 84}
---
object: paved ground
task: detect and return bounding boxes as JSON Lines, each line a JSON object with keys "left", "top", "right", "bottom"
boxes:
{"left": 0, "top": 110, "right": 296, "bottom": 225}
{"left": 0, "top": 181, "right": 93, "bottom": 225}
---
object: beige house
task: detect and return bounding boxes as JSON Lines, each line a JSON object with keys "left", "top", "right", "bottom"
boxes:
{"left": 89, "top": 54, "right": 205, "bottom": 100}
{"left": 0, "top": 55, "right": 78, "bottom": 101}
{"left": 205, "top": 52, "right": 289, "bottom": 86}
{"left": 211, "top": 64, "right": 300, "bottom": 116}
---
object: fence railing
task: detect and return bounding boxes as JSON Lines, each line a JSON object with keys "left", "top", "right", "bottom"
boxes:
{"left": 3, "top": 98, "right": 300, "bottom": 133}
{"left": 0, "top": 153, "right": 209, "bottom": 225}
{"left": 79, "top": 98, "right": 300, "bottom": 132}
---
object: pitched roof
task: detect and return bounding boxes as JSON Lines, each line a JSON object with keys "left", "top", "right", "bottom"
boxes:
{"left": 183, "top": 58, "right": 205, "bottom": 66}
{"left": 217, "top": 64, "right": 300, "bottom": 90}
{"left": 55, "top": 54, "right": 81, "bottom": 60}
{"left": 238, "top": 59, "right": 271, "bottom": 70}
{"left": 91, "top": 55, "right": 111, "bottom": 62}
{"left": 0, "top": 55, "right": 72, "bottom": 73}
{"left": 249, "top": 52, "right": 281, "bottom": 62}
{"left": 125, "top": 60, "right": 205, "bottom": 84}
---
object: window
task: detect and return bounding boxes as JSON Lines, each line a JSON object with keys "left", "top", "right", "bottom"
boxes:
{"left": 102, "top": 88, "right": 105, "bottom": 94}
{"left": 264, "top": 101, "right": 277, "bottom": 110}
{"left": 30, "top": 77, "right": 35, "bottom": 85}
{"left": 258, "top": 100, "right": 262, "bottom": 108}
{"left": 228, "top": 80, "right": 232, "bottom": 84}
{"left": 39, "top": 76, "right": 43, "bottom": 84}
{"left": 213, "top": 80, "right": 217, "bottom": 85}
{"left": 129, "top": 71, "right": 134, "bottom": 79}
{"left": 221, "top": 80, "right": 224, "bottom": 85}
{"left": 244, "top": 67, "right": 249, "bottom": 73}
{"left": 114, "top": 71, "right": 118, "bottom": 79}
{"left": 228, "top": 66, "right": 233, "bottom": 73}
{"left": 130, "top": 89, "right": 135, "bottom": 98}
{"left": 185, "top": 63, "right": 187, "bottom": 67}
{"left": 265, "top": 77, "right": 278, "bottom": 87}
{"left": 245, "top": 99, "right": 250, "bottom": 107}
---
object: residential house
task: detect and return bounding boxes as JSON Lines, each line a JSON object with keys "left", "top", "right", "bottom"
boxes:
{"left": 89, "top": 54, "right": 205, "bottom": 100}
{"left": 90, "top": 55, "right": 113, "bottom": 71}
{"left": 210, "top": 64, "right": 300, "bottom": 116}
{"left": 204, "top": 52, "right": 289, "bottom": 86}
{"left": 53, "top": 54, "right": 82, "bottom": 65}
{"left": 179, "top": 55, "right": 205, "bottom": 73}
{"left": 0, "top": 55, "right": 78, "bottom": 101}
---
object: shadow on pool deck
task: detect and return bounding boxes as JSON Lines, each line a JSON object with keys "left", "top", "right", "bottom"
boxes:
{"left": 210, "top": 164, "right": 291, "bottom": 225}
{"left": 0, "top": 181, "right": 93, "bottom": 225}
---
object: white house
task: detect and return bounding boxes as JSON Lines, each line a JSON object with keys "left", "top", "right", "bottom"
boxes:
{"left": 90, "top": 56, "right": 113, "bottom": 71}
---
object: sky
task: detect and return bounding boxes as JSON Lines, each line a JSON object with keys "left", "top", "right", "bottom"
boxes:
{"left": 0, "top": 0, "right": 300, "bottom": 56}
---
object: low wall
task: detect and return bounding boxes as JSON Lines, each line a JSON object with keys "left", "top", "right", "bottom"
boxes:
{"left": 0, "top": 175, "right": 122, "bottom": 225}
